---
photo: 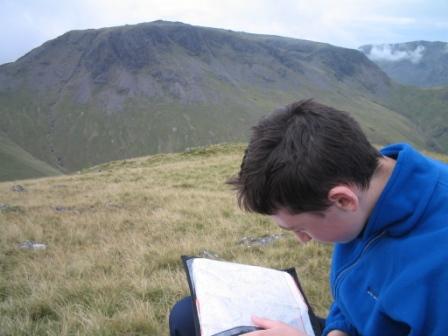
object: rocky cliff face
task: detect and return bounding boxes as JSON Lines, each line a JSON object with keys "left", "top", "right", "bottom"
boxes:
{"left": 3, "top": 21, "right": 392, "bottom": 105}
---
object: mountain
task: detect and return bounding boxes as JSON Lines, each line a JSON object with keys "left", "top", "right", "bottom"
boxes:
{"left": 359, "top": 41, "right": 448, "bottom": 150}
{"left": 0, "top": 21, "right": 445, "bottom": 177}
{"left": 0, "top": 132, "right": 62, "bottom": 181}
{"left": 359, "top": 41, "right": 448, "bottom": 87}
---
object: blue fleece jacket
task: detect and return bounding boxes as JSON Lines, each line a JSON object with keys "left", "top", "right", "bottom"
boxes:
{"left": 323, "top": 144, "right": 448, "bottom": 335}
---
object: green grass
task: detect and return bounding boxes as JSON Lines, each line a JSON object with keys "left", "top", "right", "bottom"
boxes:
{"left": 0, "top": 133, "right": 61, "bottom": 182}
{"left": 386, "top": 84, "right": 448, "bottom": 151}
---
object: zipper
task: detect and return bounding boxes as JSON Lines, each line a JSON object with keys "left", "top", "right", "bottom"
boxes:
{"left": 332, "top": 230, "right": 387, "bottom": 300}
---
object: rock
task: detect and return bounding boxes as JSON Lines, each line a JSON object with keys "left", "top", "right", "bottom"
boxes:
{"left": 17, "top": 240, "right": 47, "bottom": 250}
{"left": 52, "top": 205, "right": 81, "bottom": 213}
{"left": 11, "top": 185, "right": 26, "bottom": 192}
{"left": 53, "top": 206, "right": 69, "bottom": 212}
{"left": 238, "top": 233, "right": 286, "bottom": 248}
{"left": 0, "top": 203, "right": 23, "bottom": 213}
{"left": 198, "top": 250, "right": 220, "bottom": 260}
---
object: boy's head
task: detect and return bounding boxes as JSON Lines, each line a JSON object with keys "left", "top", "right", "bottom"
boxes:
{"left": 228, "top": 99, "right": 381, "bottom": 217}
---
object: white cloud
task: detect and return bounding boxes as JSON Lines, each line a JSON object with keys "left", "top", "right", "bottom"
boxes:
{"left": 367, "top": 44, "right": 426, "bottom": 63}
{"left": 351, "top": 15, "right": 415, "bottom": 25}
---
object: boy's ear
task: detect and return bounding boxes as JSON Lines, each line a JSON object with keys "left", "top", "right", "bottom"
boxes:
{"left": 328, "top": 185, "right": 359, "bottom": 211}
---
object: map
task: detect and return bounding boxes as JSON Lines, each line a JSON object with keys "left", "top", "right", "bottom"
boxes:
{"left": 187, "top": 258, "right": 315, "bottom": 336}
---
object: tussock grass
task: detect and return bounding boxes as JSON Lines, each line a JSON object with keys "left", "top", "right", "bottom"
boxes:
{"left": 3, "top": 143, "right": 446, "bottom": 334}
{"left": 2, "top": 143, "right": 447, "bottom": 335}
{"left": 15, "top": 143, "right": 448, "bottom": 334}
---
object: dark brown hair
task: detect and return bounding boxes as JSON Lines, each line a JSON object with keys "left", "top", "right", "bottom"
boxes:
{"left": 228, "top": 99, "right": 380, "bottom": 215}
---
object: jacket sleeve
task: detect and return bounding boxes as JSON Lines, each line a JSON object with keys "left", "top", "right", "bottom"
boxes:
{"left": 322, "top": 302, "right": 358, "bottom": 336}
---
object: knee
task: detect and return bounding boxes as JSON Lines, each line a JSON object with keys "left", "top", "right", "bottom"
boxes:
{"left": 169, "top": 296, "right": 196, "bottom": 336}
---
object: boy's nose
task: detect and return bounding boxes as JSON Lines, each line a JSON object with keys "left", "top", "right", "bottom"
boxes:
{"left": 295, "top": 231, "right": 312, "bottom": 243}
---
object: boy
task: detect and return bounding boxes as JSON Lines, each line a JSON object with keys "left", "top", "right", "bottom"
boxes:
{"left": 170, "top": 100, "right": 448, "bottom": 335}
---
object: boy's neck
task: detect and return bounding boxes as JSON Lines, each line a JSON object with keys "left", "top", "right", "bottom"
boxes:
{"left": 364, "top": 156, "right": 397, "bottom": 218}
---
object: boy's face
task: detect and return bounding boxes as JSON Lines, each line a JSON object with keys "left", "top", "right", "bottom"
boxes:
{"left": 271, "top": 204, "right": 367, "bottom": 244}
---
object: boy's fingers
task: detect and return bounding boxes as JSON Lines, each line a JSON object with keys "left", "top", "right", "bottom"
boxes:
{"left": 248, "top": 316, "right": 308, "bottom": 336}
{"left": 251, "top": 315, "right": 284, "bottom": 329}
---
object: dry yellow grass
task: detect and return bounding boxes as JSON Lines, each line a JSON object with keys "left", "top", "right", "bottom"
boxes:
{"left": 0, "top": 144, "right": 332, "bottom": 335}
{"left": 7, "top": 143, "right": 447, "bottom": 335}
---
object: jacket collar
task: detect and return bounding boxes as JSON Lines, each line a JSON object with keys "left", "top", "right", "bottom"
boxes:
{"left": 361, "top": 143, "right": 439, "bottom": 239}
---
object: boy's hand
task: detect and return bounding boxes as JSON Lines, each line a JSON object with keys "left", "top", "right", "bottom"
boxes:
{"left": 244, "top": 316, "right": 308, "bottom": 335}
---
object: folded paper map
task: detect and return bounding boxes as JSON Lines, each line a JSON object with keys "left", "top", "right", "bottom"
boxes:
{"left": 182, "top": 257, "right": 321, "bottom": 336}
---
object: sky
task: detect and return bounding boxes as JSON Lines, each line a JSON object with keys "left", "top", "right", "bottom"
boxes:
{"left": 1, "top": 0, "right": 447, "bottom": 65}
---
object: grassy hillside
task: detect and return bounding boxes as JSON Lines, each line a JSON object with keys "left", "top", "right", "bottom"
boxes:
{"left": 0, "top": 144, "right": 333, "bottom": 335}
{"left": 0, "top": 133, "right": 61, "bottom": 182}
{"left": 386, "top": 84, "right": 448, "bottom": 151}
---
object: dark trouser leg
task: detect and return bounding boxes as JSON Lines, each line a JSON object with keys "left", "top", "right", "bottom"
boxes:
{"left": 169, "top": 296, "right": 196, "bottom": 336}
{"left": 317, "top": 316, "right": 326, "bottom": 333}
